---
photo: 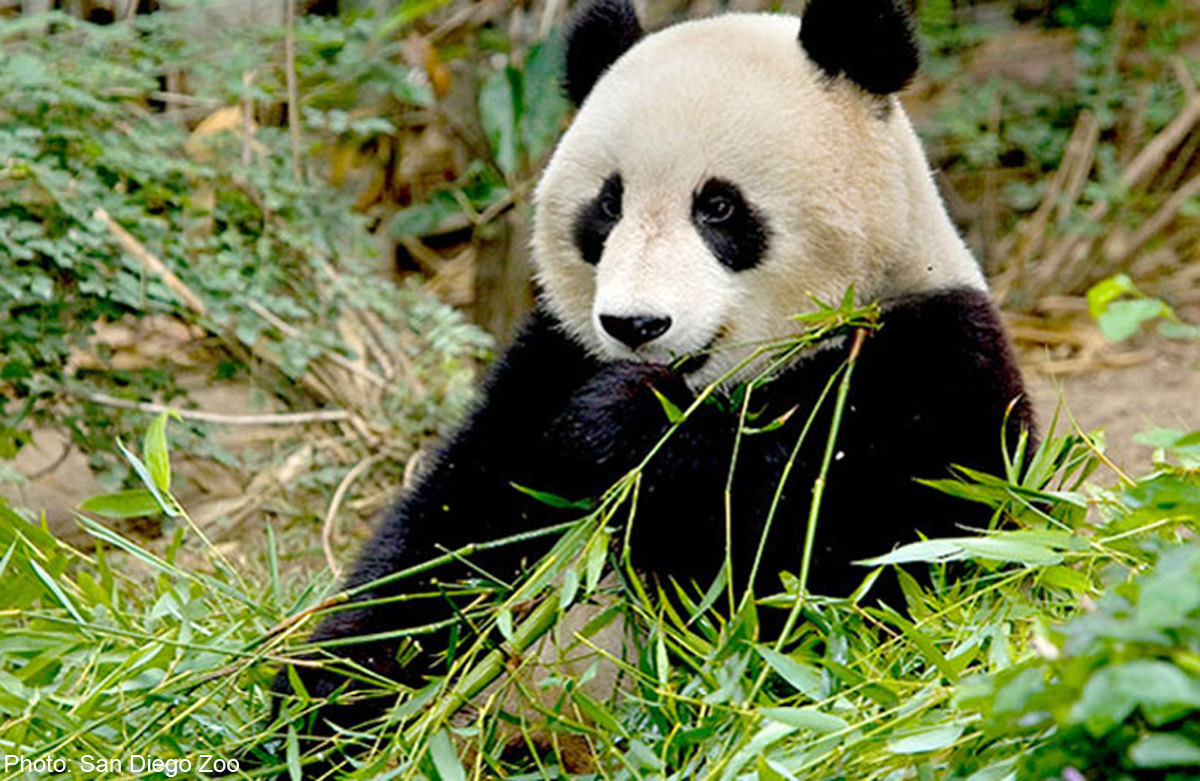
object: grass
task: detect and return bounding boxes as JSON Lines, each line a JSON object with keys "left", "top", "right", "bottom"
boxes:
{"left": 4, "top": 296, "right": 1200, "bottom": 780}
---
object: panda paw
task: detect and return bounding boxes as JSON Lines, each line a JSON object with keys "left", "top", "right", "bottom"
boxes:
{"left": 550, "top": 361, "right": 691, "bottom": 467}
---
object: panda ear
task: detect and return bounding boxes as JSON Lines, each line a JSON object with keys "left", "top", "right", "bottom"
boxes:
{"left": 799, "top": 0, "right": 920, "bottom": 96}
{"left": 562, "top": 0, "right": 644, "bottom": 107}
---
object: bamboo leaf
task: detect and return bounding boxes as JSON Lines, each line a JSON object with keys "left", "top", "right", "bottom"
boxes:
{"left": 511, "top": 483, "right": 596, "bottom": 511}
{"left": 651, "top": 386, "right": 684, "bottom": 424}
{"left": 496, "top": 607, "right": 514, "bottom": 644}
{"left": 286, "top": 724, "right": 302, "bottom": 781}
{"left": 887, "top": 723, "right": 964, "bottom": 754}
{"left": 141, "top": 410, "right": 177, "bottom": 492}
{"left": 78, "top": 489, "right": 162, "bottom": 520}
{"left": 479, "top": 67, "right": 521, "bottom": 177}
{"left": 761, "top": 707, "right": 848, "bottom": 734}
{"left": 428, "top": 729, "right": 466, "bottom": 781}
{"left": 754, "top": 645, "right": 824, "bottom": 699}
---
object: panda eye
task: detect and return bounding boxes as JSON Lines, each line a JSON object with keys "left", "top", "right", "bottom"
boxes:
{"left": 691, "top": 178, "right": 769, "bottom": 272}
{"left": 574, "top": 173, "right": 624, "bottom": 266}
{"left": 599, "top": 190, "right": 622, "bottom": 221}
{"left": 696, "top": 193, "right": 736, "bottom": 225}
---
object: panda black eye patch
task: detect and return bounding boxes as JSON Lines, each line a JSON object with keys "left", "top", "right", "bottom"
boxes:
{"left": 691, "top": 178, "right": 770, "bottom": 272}
{"left": 573, "top": 173, "right": 624, "bottom": 266}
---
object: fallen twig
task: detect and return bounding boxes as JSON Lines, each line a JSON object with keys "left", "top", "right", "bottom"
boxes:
{"left": 1030, "top": 349, "right": 1153, "bottom": 376}
{"left": 78, "top": 391, "right": 351, "bottom": 426}
{"left": 247, "top": 300, "right": 391, "bottom": 392}
{"left": 102, "top": 88, "right": 221, "bottom": 107}
{"left": 207, "top": 445, "right": 318, "bottom": 539}
{"left": 322, "top": 453, "right": 386, "bottom": 579}
{"left": 94, "top": 208, "right": 208, "bottom": 317}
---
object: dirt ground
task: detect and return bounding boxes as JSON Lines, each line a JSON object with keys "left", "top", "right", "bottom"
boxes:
{"left": 1022, "top": 334, "right": 1200, "bottom": 473}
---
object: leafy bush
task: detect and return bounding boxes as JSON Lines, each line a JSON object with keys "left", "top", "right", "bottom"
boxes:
{"left": 0, "top": 10, "right": 492, "bottom": 490}
{"left": 965, "top": 540, "right": 1200, "bottom": 780}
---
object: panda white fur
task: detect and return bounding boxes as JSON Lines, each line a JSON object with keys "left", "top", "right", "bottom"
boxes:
{"left": 273, "top": 0, "right": 1034, "bottom": 764}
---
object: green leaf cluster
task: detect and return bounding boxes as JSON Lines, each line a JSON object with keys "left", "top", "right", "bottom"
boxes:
{"left": 4, "top": 298, "right": 1200, "bottom": 779}
{"left": 1088, "top": 274, "right": 1200, "bottom": 342}
{"left": 0, "top": 10, "right": 492, "bottom": 484}
{"left": 965, "top": 540, "right": 1200, "bottom": 780}
{"left": 478, "top": 37, "right": 570, "bottom": 179}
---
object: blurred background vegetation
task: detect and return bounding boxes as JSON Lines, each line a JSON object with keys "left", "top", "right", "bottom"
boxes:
{"left": 1, "top": 0, "right": 1200, "bottom": 777}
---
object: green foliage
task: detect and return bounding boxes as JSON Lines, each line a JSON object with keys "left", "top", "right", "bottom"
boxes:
{"left": 251, "top": 294, "right": 1200, "bottom": 778}
{"left": 78, "top": 412, "right": 180, "bottom": 519}
{"left": 1052, "top": 0, "right": 1188, "bottom": 32}
{"left": 387, "top": 33, "right": 568, "bottom": 240}
{"left": 1087, "top": 274, "right": 1200, "bottom": 342}
{"left": 922, "top": 0, "right": 1197, "bottom": 220}
{"left": 915, "top": 0, "right": 989, "bottom": 82}
{"left": 943, "top": 291, "right": 1200, "bottom": 781}
{"left": 478, "top": 36, "right": 570, "bottom": 179}
{"left": 0, "top": 10, "right": 491, "bottom": 485}
{"left": 1053, "top": 0, "right": 1121, "bottom": 28}
{"left": 964, "top": 541, "right": 1200, "bottom": 780}
{"left": 0, "top": 299, "right": 1088, "bottom": 777}
{"left": 0, "top": 288, "right": 1197, "bottom": 779}
{"left": 0, "top": 417, "right": 285, "bottom": 777}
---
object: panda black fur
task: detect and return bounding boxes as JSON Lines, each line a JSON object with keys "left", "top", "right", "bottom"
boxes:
{"left": 273, "top": 0, "right": 1035, "bottom": 758}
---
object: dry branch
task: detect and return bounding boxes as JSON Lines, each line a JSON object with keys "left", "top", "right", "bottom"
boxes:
{"left": 429, "top": 0, "right": 514, "bottom": 44}
{"left": 1104, "top": 172, "right": 1200, "bottom": 269}
{"left": 1034, "top": 349, "right": 1153, "bottom": 375}
{"left": 79, "top": 391, "right": 351, "bottom": 426}
{"left": 322, "top": 453, "right": 386, "bottom": 578}
{"left": 247, "top": 300, "right": 391, "bottom": 392}
{"left": 1022, "top": 85, "right": 1200, "bottom": 300}
{"left": 1007, "top": 111, "right": 1099, "bottom": 288}
{"left": 95, "top": 208, "right": 209, "bottom": 317}
{"left": 102, "top": 88, "right": 221, "bottom": 107}
{"left": 209, "top": 445, "right": 318, "bottom": 540}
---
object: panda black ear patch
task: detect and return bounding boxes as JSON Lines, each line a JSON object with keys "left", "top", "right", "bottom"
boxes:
{"left": 562, "top": 0, "right": 644, "bottom": 107}
{"left": 799, "top": 0, "right": 919, "bottom": 97}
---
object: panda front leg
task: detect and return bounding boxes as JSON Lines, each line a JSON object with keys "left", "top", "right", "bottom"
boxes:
{"left": 265, "top": 315, "right": 738, "bottom": 765}
{"left": 549, "top": 359, "right": 800, "bottom": 600}
{"left": 266, "top": 313, "right": 610, "bottom": 752}
{"left": 269, "top": 481, "right": 575, "bottom": 741}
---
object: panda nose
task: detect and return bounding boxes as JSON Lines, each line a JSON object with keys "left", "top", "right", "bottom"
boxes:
{"left": 599, "top": 314, "right": 672, "bottom": 349}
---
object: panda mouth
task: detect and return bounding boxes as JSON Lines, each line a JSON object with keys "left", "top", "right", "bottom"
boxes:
{"left": 675, "top": 350, "right": 711, "bottom": 375}
{"left": 673, "top": 324, "right": 730, "bottom": 375}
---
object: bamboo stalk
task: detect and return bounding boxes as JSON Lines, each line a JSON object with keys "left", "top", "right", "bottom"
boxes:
{"left": 745, "top": 328, "right": 868, "bottom": 703}
{"left": 794, "top": 329, "right": 867, "bottom": 610}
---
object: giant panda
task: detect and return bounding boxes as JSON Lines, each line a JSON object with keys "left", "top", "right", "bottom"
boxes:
{"left": 272, "top": 0, "right": 1034, "bottom": 764}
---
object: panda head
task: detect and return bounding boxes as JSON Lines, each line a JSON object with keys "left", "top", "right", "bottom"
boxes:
{"left": 533, "top": 0, "right": 986, "bottom": 387}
